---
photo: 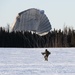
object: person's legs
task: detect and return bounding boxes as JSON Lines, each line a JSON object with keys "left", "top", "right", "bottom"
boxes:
{"left": 44, "top": 55, "right": 48, "bottom": 61}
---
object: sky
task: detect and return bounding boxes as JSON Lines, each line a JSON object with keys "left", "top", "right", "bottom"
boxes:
{"left": 0, "top": 0, "right": 75, "bottom": 30}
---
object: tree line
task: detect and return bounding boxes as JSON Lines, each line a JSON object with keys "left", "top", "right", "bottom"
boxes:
{"left": 0, "top": 27, "right": 75, "bottom": 47}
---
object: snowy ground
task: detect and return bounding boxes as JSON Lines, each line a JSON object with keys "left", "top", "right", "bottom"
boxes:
{"left": 0, "top": 48, "right": 75, "bottom": 75}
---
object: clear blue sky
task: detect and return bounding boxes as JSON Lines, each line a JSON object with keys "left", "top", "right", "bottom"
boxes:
{"left": 0, "top": 0, "right": 75, "bottom": 30}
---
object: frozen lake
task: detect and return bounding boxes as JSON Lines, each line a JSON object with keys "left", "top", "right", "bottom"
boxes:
{"left": 0, "top": 48, "right": 75, "bottom": 75}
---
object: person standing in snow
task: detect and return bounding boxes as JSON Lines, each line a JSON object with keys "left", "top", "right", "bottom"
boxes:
{"left": 41, "top": 49, "right": 51, "bottom": 61}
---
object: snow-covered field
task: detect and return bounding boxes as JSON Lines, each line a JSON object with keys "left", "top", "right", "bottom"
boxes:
{"left": 0, "top": 48, "right": 75, "bottom": 75}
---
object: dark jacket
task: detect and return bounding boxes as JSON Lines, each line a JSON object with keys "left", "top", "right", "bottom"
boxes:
{"left": 45, "top": 49, "right": 51, "bottom": 57}
{"left": 42, "top": 49, "right": 51, "bottom": 57}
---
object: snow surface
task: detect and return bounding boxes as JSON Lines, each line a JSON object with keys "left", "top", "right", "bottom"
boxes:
{"left": 0, "top": 48, "right": 75, "bottom": 75}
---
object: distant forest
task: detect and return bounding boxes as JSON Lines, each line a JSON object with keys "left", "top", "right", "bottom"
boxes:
{"left": 0, "top": 26, "right": 75, "bottom": 47}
